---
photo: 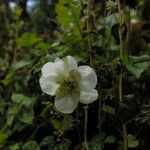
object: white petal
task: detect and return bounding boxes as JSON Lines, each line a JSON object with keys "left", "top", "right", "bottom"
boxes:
{"left": 65, "top": 56, "right": 77, "bottom": 70}
{"left": 54, "top": 95, "right": 79, "bottom": 114}
{"left": 39, "top": 75, "right": 59, "bottom": 96}
{"left": 54, "top": 57, "right": 66, "bottom": 74}
{"left": 41, "top": 62, "right": 57, "bottom": 77}
{"left": 78, "top": 66, "right": 97, "bottom": 90}
{"left": 79, "top": 89, "right": 98, "bottom": 104}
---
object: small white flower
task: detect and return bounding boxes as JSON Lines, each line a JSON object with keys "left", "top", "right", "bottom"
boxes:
{"left": 39, "top": 56, "right": 98, "bottom": 114}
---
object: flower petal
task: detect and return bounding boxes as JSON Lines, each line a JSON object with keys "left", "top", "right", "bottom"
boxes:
{"left": 78, "top": 66, "right": 97, "bottom": 90}
{"left": 41, "top": 62, "right": 57, "bottom": 77}
{"left": 39, "top": 75, "right": 59, "bottom": 96}
{"left": 65, "top": 56, "right": 78, "bottom": 70}
{"left": 79, "top": 89, "right": 98, "bottom": 104}
{"left": 54, "top": 57, "right": 66, "bottom": 74}
{"left": 54, "top": 95, "right": 79, "bottom": 114}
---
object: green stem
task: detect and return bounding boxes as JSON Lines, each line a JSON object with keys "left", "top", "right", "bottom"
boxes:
{"left": 76, "top": 109, "right": 81, "bottom": 143}
{"left": 86, "top": 0, "right": 92, "bottom": 66}
{"left": 123, "top": 123, "right": 128, "bottom": 150}
{"left": 98, "top": 90, "right": 103, "bottom": 149}
{"left": 13, "top": 19, "right": 19, "bottom": 63}
{"left": 117, "top": 0, "right": 128, "bottom": 150}
{"left": 84, "top": 105, "right": 89, "bottom": 150}
{"left": 118, "top": 71, "right": 123, "bottom": 102}
{"left": 117, "top": 0, "right": 123, "bottom": 60}
{"left": 83, "top": 1, "right": 92, "bottom": 149}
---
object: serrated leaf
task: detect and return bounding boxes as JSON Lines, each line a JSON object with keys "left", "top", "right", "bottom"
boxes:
{"left": 55, "top": 0, "right": 81, "bottom": 29}
{"left": 55, "top": 0, "right": 83, "bottom": 45}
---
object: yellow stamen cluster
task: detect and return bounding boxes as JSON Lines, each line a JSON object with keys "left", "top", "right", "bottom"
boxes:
{"left": 57, "top": 71, "right": 80, "bottom": 97}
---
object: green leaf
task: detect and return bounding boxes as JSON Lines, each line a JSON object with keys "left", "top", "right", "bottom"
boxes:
{"left": 41, "top": 136, "right": 71, "bottom": 150}
{"left": 1, "top": 60, "right": 31, "bottom": 86}
{"left": 35, "top": 42, "right": 50, "bottom": 50}
{"left": 40, "top": 136, "right": 53, "bottom": 147}
{"left": 6, "top": 106, "right": 18, "bottom": 126}
{"left": 18, "top": 108, "right": 34, "bottom": 124}
{"left": 1, "top": 71, "right": 15, "bottom": 86}
{"left": 51, "top": 115, "right": 73, "bottom": 132}
{"left": 56, "top": 0, "right": 81, "bottom": 29}
{"left": 40, "top": 101, "right": 53, "bottom": 118}
{"left": 104, "top": 136, "right": 115, "bottom": 143}
{"left": 16, "top": 32, "right": 41, "bottom": 47}
{"left": 89, "top": 135, "right": 104, "bottom": 150}
{"left": 102, "top": 104, "right": 115, "bottom": 115}
{"left": 0, "top": 131, "right": 8, "bottom": 143}
{"left": 11, "top": 93, "right": 34, "bottom": 106}
{"left": 10, "top": 143, "right": 21, "bottom": 150}
{"left": 55, "top": 0, "right": 83, "bottom": 45}
{"left": 23, "top": 141, "right": 40, "bottom": 150}
{"left": 127, "top": 134, "right": 139, "bottom": 148}
{"left": 126, "top": 55, "right": 150, "bottom": 78}
{"left": 12, "top": 60, "right": 31, "bottom": 70}
{"left": 10, "top": 93, "right": 35, "bottom": 124}
{"left": 12, "top": 93, "right": 29, "bottom": 104}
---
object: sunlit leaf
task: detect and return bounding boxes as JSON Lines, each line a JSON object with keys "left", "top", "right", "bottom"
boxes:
{"left": 16, "top": 32, "right": 41, "bottom": 47}
{"left": 127, "top": 134, "right": 139, "bottom": 148}
{"left": 0, "top": 131, "right": 8, "bottom": 143}
{"left": 10, "top": 143, "right": 21, "bottom": 150}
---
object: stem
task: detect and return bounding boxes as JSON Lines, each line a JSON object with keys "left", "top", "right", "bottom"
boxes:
{"left": 117, "top": 0, "right": 128, "bottom": 150}
{"left": 98, "top": 95, "right": 102, "bottom": 134}
{"left": 13, "top": 19, "right": 19, "bottom": 63}
{"left": 118, "top": 71, "right": 123, "bottom": 102}
{"left": 123, "top": 123, "right": 128, "bottom": 150}
{"left": 83, "top": 1, "right": 92, "bottom": 149}
{"left": 86, "top": 0, "right": 92, "bottom": 66}
{"left": 117, "top": 0, "right": 123, "bottom": 60}
{"left": 76, "top": 109, "right": 81, "bottom": 143}
{"left": 84, "top": 105, "right": 89, "bottom": 150}
{"left": 98, "top": 89, "right": 103, "bottom": 149}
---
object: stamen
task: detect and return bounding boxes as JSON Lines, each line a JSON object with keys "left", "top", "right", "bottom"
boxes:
{"left": 57, "top": 73, "right": 80, "bottom": 97}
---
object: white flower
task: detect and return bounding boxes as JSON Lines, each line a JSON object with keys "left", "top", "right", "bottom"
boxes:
{"left": 39, "top": 56, "right": 98, "bottom": 114}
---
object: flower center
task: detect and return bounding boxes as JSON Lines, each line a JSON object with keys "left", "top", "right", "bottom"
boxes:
{"left": 57, "top": 70, "right": 80, "bottom": 97}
